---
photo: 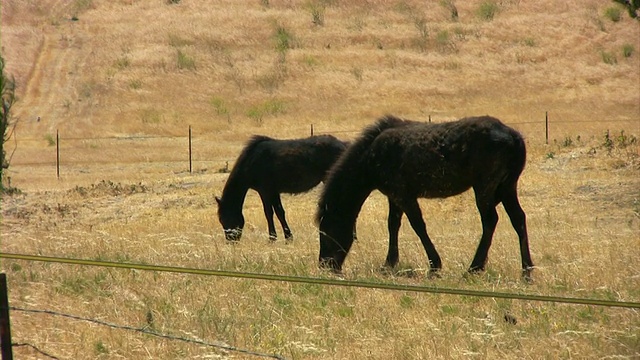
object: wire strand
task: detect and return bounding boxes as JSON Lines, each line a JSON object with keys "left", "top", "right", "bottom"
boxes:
{"left": 10, "top": 307, "right": 285, "bottom": 360}
{"left": 1, "top": 252, "right": 638, "bottom": 309}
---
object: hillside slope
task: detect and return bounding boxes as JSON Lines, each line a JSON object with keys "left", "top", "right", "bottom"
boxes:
{"left": 2, "top": 0, "right": 639, "bottom": 141}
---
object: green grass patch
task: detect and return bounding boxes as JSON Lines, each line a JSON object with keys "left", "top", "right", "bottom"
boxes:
{"left": 601, "top": 50, "right": 617, "bottom": 65}
{"left": 129, "top": 79, "right": 142, "bottom": 89}
{"left": 478, "top": 1, "right": 499, "bottom": 21}
{"left": 176, "top": 50, "right": 196, "bottom": 70}
{"left": 140, "top": 108, "right": 163, "bottom": 124}
{"left": 114, "top": 56, "right": 130, "bottom": 70}
{"left": 604, "top": 6, "right": 622, "bottom": 22}
{"left": 45, "top": 133, "right": 56, "bottom": 146}
{"left": 210, "top": 96, "right": 230, "bottom": 121}
{"left": 246, "top": 98, "right": 287, "bottom": 124}
{"left": 273, "top": 22, "right": 296, "bottom": 54}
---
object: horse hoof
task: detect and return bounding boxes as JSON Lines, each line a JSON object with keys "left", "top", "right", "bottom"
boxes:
{"left": 467, "top": 266, "right": 485, "bottom": 275}
{"left": 427, "top": 269, "right": 441, "bottom": 279}
{"left": 522, "top": 267, "right": 534, "bottom": 284}
{"left": 378, "top": 265, "right": 394, "bottom": 275}
{"left": 504, "top": 314, "right": 517, "bottom": 325}
{"left": 461, "top": 270, "right": 483, "bottom": 282}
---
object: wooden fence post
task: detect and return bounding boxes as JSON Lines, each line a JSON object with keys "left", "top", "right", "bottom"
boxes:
{"left": 0, "top": 273, "right": 13, "bottom": 360}
{"left": 310, "top": 124, "right": 314, "bottom": 137}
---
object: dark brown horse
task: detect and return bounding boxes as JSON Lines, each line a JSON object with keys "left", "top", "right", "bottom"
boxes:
{"left": 317, "top": 115, "right": 534, "bottom": 280}
{"left": 216, "top": 134, "right": 348, "bottom": 241}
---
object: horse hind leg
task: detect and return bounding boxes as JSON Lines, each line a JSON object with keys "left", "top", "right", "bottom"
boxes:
{"left": 501, "top": 186, "right": 534, "bottom": 282}
{"left": 273, "top": 194, "right": 293, "bottom": 240}
{"left": 469, "top": 189, "right": 499, "bottom": 274}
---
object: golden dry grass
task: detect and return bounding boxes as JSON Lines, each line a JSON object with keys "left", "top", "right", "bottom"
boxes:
{"left": 1, "top": 0, "right": 639, "bottom": 359}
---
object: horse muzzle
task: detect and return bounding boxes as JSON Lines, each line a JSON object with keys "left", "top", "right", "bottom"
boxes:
{"left": 319, "top": 256, "right": 343, "bottom": 273}
{"left": 224, "top": 228, "right": 242, "bottom": 241}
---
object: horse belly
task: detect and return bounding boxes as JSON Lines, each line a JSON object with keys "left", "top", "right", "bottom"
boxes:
{"left": 278, "top": 172, "right": 322, "bottom": 193}
{"left": 377, "top": 158, "right": 472, "bottom": 199}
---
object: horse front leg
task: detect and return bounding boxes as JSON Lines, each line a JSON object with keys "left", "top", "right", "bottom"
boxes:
{"left": 385, "top": 198, "right": 403, "bottom": 268}
{"left": 272, "top": 194, "right": 293, "bottom": 240}
{"left": 401, "top": 198, "right": 442, "bottom": 277}
{"left": 259, "top": 192, "right": 278, "bottom": 241}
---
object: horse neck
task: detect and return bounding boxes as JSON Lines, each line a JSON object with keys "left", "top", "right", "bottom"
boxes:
{"left": 220, "top": 175, "right": 249, "bottom": 211}
{"left": 320, "top": 172, "right": 373, "bottom": 230}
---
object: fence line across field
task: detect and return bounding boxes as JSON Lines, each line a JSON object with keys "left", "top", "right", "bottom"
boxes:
{"left": 7, "top": 113, "right": 639, "bottom": 179}
{"left": 2, "top": 252, "right": 639, "bottom": 309}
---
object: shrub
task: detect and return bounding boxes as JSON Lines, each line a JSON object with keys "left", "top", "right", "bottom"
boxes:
{"left": 114, "top": 56, "right": 130, "bottom": 70}
{"left": 210, "top": 96, "right": 230, "bottom": 122}
{"left": 478, "top": 2, "right": 499, "bottom": 21}
{"left": 604, "top": 7, "right": 622, "bottom": 22}
{"left": 622, "top": 44, "right": 634, "bottom": 58}
{"left": 44, "top": 133, "right": 55, "bottom": 146}
{"left": 274, "top": 24, "right": 295, "bottom": 54}
{"left": 413, "top": 16, "right": 429, "bottom": 51}
{"left": 246, "top": 99, "right": 286, "bottom": 124}
{"left": 129, "top": 79, "right": 142, "bottom": 89}
{"left": 440, "top": 0, "right": 459, "bottom": 21}
{"left": 601, "top": 50, "right": 618, "bottom": 65}
{"left": 176, "top": 50, "right": 196, "bottom": 70}
{"left": 307, "top": 1, "right": 326, "bottom": 26}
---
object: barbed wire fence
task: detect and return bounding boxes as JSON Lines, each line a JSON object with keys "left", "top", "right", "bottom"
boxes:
{"left": 6, "top": 113, "right": 639, "bottom": 180}
{"left": 8, "top": 306, "right": 286, "bottom": 360}
{"left": 1, "top": 254, "right": 639, "bottom": 359}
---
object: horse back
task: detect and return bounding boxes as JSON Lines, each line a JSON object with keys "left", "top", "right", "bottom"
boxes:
{"left": 368, "top": 116, "right": 526, "bottom": 198}
{"left": 246, "top": 135, "right": 347, "bottom": 193}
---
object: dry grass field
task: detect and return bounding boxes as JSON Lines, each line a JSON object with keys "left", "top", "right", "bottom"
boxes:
{"left": 1, "top": 0, "right": 639, "bottom": 359}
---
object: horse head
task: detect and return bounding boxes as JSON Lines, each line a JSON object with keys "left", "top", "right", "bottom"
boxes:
{"left": 318, "top": 214, "right": 354, "bottom": 273}
{"left": 215, "top": 196, "right": 244, "bottom": 241}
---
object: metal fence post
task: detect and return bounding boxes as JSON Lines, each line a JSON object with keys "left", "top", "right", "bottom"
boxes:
{"left": 545, "top": 111, "right": 549, "bottom": 145}
{"left": 188, "top": 125, "right": 193, "bottom": 174}
{"left": 0, "top": 273, "right": 13, "bottom": 360}
{"left": 56, "top": 130, "right": 60, "bottom": 179}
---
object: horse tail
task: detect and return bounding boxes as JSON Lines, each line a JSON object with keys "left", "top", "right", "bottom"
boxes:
{"left": 507, "top": 129, "right": 527, "bottom": 181}
{"left": 513, "top": 131, "right": 527, "bottom": 177}
{"left": 497, "top": 127, "right": 527, "bottom": 198}
{"left": 316, "top": 115, "right": 410, "bottom": 223}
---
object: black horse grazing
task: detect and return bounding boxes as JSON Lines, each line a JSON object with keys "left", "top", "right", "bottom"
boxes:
{"left": 317, "top": 115, "right": 534, "bottom": 280}
{"left": 216, "top": 134, "right": 348, "bottom": 242}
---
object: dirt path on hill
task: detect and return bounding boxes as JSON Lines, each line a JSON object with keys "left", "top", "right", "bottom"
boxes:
{"left": 5, "top": 0, "right": 83, "bottom": 137}
{"left": 18, "top": 30, "right": 77, "bottom": 136}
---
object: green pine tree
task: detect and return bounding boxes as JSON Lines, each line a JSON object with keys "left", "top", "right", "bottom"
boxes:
{"left": 1, "top": 55, "right": 17, "bottom": 192}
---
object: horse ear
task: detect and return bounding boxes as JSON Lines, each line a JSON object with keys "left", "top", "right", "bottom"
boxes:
{"left": 215, "top": 196, "right": 222, "bottom": 205}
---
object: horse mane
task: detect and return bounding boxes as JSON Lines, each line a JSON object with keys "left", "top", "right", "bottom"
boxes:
{"left": 316, "top": 115, "right": 412, "bottom": 223}
{"left": 223, "top": 135, "right": 273, "bottom": 193}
